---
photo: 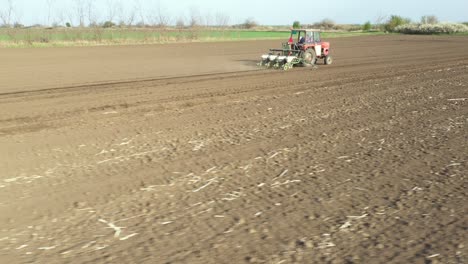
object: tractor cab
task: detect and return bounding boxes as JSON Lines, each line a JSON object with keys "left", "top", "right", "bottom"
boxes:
{"left": 289, "top": 29, "right": 322, "bottom": 46}
{"left": 288, "top": 29, "right": 331, "bottom": 66}
{"left": 259, "top": 28, "right": 333, "bottom": 70}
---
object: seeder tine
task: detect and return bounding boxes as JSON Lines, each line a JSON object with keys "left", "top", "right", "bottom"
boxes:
{"left": 286, "top": 56, "right": 297, "bottom": 63}
{"left": 267, "top": 56, "right": 277, "bottom": 68}
{"left": 257, "top": 54, "right": 270, "bottom": 67}
{"left": 268, "top": 55, "right": 278, "bottom": 61}
{"left": 282, "top": 63, "right": 293, "bottom": 71}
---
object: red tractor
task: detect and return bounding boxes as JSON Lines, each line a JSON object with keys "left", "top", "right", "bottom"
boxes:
{"left": 259, "top": 29, "right": 333, "bottom": 70}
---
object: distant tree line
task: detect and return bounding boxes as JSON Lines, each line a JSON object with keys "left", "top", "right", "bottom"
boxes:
{"left": 1, "top": 0, "right": 465, "bottom": 35}
{"left": 0, "top": 0, "right": 235, "bottom": 28}
{"left": 292, "top": 15, "right": 460, "bottom": 32}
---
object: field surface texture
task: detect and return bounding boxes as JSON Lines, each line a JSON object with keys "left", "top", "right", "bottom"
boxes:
{"left": 0, "top": 35, "right": 467, "bottom": 264}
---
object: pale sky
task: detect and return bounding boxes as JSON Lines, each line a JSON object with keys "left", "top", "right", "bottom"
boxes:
{"left": 1, "top": 0, "right": 467, "bottom": 26}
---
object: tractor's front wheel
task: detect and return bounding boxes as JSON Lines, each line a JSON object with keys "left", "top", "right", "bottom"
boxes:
{"left": 324, "top": 55, "right": 333, "bottom": 65}
{"left": 301, "top": 49, "right": 316, "bottom": 67}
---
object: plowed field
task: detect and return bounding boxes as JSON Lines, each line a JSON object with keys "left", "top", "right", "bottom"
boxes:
{"left": 1, "top": 35, "right": 467, "bottom": 264}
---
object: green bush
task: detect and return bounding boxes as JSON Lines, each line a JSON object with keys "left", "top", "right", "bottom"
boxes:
{"left": 242, "top": 18, "right": 258, "bottom": 29}
{"left": 292, "top": 21, "right": 301, "bottom": 29}
{"left": 385, "top": 15, "right": 411, "bottom": 32}
{"left": 314, "top": 18, "right": 335, "bottom": 30}
{"left": 102, "top": 21, "right": 115, "bottom": 28}
{"left": 362, "top": 21, "right": 372, "bottom": 31}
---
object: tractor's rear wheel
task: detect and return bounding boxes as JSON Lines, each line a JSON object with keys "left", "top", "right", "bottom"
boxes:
{"left": 324, "top": 55, "right": 333, "bottom": 65}
{"left": 301, "top": 49, "right": 316, "bottom": 67}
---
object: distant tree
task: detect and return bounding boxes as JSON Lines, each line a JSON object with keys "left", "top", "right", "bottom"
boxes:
{"left": 154, "top": 2, "right": 171, "bottom": 27}
{"left": 215, "top": 12, "right": 230, "bottom": 27}
{"left": 86, "top": 1, "right": 100, "bottom": 27}
{"left": 13, "top": 22, "right": 23, "bottom": 28}
{"left": 124, "top": 4, "right": 137, "bottom": 26}
{"left": 292, "top": 21, "right": 301, "bottom": 29}
{"left": 0, "top": 0, "right": 15, "bottom": 27}
{"left": 315, "top": 18, "right": 335, "bottom": 30}
{"left": 115, "top": 2, "right": 126, "bottom": 26}
{"left": 105, "top": 0, "right": 119, "bottom": 23}
{"left": 176, "top": 17, "right": 185, "bottom": 28}
{"left": 133, "top": 0, "right": 145, "bottom": 25}
{"left": 102, "top": 21, "right": 115, "bottom": 28}
{"left": 421, "top": 15, "right": 438, "bottom": 24}
{"left": 73, "top": 0, "right": 86, "bottom": 27}
{"left": 89, "top": 21, "right": 99, "bottom": 27}
{"left": 385, "top": 15, "right": 411, "bottom": 32}
{"left": 118, "top": 20, "right": 126, "bottom": 27}
{"left": 135, "top": 21, "right": 145, "bottom": 28}
{"left": 189, "top": 7, "right": 201, "bottom": 27}
{"left": 374, "top": 13, "right": 388, "bottom": 31}
{"left": 362, "top": 21, "right": 372, "bottom": 31}
{"left": 203, "top": 11, "right": 213, "bottom": 27}
{"left": 242, "top": 17, "right": 258, "bottom": 29}
{"left": 46, "top": 0, "right": 55, "bottom": 26}
{"left": 53, "top": 8, "right": 66, "bottom": 26}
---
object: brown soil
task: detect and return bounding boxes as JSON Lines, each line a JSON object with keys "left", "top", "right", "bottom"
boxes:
{"left": 0, "top": 35, "right": 467, "bottom": 264}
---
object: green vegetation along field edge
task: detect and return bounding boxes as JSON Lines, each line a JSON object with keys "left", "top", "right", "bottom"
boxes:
{"left": 0, "top": 29, "right": 387, "bottom": 48}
